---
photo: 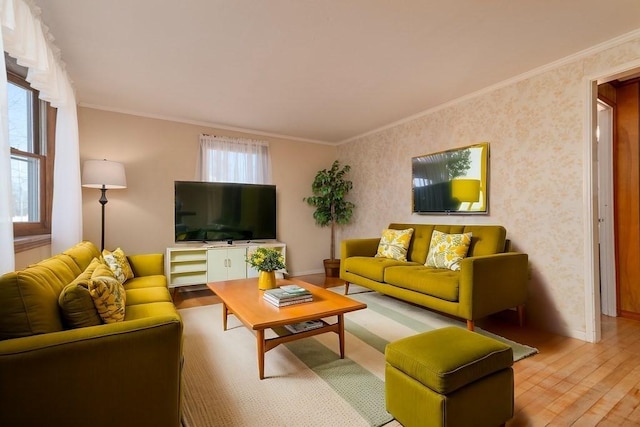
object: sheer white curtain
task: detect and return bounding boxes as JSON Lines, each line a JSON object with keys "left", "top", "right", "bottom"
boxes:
{"left": 0, "top": 0, "right": 82, "bottom": 273}
{"left": 197, "top": 134, "right": 272, "bottom": 184}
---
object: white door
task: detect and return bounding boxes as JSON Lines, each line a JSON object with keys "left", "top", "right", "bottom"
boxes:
{"left": 597, "top": 99, "right": 617, "bottom": 317}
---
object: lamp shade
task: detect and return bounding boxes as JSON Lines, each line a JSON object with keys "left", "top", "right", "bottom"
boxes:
{"left": 82, "top": 160, "right": 127, "bottom": 189}
{"left": 451, "top": 179, "right": 480, "bottom": 203}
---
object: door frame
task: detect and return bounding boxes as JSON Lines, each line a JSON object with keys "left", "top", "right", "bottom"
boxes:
{"left": 584, "top": 59, "right": 640, "bottom": 343}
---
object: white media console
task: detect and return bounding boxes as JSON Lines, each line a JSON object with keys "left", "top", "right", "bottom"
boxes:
{"left": 165, "top": 241, "right": 286, "bottom": 289}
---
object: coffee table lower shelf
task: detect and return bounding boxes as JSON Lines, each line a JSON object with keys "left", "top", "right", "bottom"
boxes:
{"left": 223, "top": 303, "right": 346, "bottom": 379}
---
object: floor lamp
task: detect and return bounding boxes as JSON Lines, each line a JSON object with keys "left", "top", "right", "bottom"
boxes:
{"left": 81, "top": 159, "right": 127, "bottom": 252}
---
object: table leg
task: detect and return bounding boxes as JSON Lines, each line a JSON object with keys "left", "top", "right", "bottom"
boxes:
{"left": 338, "top": 314, "right": 345, "bottom": 358}
{"left": 222, "top": 303, "right": 228, "bottom": 331}
{"left": 257, "top": 329, "right": 265, "bottom": 380}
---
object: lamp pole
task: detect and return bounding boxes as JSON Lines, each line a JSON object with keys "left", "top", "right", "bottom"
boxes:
{"left": 99, "top": 185, "right": 108, "bottom": 252}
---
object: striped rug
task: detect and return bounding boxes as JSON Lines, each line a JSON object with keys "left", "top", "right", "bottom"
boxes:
{"left": 179, "top": 287, "right": 537, "bottom": 427}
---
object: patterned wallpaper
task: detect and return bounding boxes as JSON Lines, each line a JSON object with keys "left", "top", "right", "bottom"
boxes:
{"left": 337, "top": 34, "right": 640, "bottom": 339}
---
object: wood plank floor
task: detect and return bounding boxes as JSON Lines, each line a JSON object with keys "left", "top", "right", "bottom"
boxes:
{"left": 173, "top": 274, "right": 640, "bottom": 426}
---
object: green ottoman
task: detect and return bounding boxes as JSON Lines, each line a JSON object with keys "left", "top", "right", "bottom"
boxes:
{"left": 385, "top": 327, "right": 514, "bottom": 427}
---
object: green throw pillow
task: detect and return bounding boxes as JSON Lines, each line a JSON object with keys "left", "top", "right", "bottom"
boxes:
{"left": 58, "top": 258, "right": 104, "bottom": 328}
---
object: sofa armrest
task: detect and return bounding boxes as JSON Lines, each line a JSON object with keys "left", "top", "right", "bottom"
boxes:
{"left": 127, "top": 253, "right": 164, "bottom": 277}
{"left": 0, "top": 315, "right": 183, "bottom": 427}
{"left": 457, "top": 252, "right": 529, "bottom": 320}
{"left": 341, "top": 238, "right": 380, "bottom": 259}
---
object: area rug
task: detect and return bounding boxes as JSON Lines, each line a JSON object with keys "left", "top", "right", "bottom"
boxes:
{"left": 179, "top": 288, "right": 537, "bottom": 427}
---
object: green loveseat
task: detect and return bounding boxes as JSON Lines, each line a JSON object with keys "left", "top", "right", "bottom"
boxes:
{"left": 0, "top": 241, "right": 183, "bottom": 427}
{"left": 341, "top": 223, "right": 528, "bottom": 330}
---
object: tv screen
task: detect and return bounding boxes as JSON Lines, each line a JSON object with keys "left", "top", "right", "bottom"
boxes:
{"left": 174, "top": 181, "right": 277, "bottom": 242}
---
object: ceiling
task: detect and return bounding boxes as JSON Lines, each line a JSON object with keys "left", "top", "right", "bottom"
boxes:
{"left": 34, "top": 0, "right": 640, "bottom": 143}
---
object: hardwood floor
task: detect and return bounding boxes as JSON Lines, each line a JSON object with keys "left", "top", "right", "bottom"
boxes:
{"left": 173, "top": 274, "right": 640, "bottom": 426}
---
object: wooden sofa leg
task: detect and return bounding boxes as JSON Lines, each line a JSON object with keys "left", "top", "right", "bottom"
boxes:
{"left": 467, "top": 320, "right": 474, "bottom": 331}
{"left": 344, "top": 282, "right": 350, "bottom": 295}
{"left": 517, "top": 305, "right": 525, "bottom": 327}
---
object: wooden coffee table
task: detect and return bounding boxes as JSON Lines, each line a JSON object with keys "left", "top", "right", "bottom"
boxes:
{"left": 207, "top": 277, "right": 367, "bottom": 379}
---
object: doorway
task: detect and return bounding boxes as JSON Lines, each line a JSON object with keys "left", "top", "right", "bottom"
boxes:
{"left": 593, "top": 67, "right": 640, "bottom": 332}
{"left": 586, "top": 62, "right": 640, "bottom": 343}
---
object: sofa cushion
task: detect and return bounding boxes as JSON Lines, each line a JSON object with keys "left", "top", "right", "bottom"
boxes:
{"left": 124, "top": 275, "right": 168, "bottom": 290}
{"left": 388, "top": 223, "right": 507, "bottom": 261}
{"left": 58, "top": 257, "right": 104, "bottom": 328}
{"left": 125, "top": 301, "right": 181, "bottom": 321}
{"left": 344, "top": 256, "right": 417, "bottom": 282}
{"left": 385, "top": 326, "right": 513, "bottom": 394}
{"left": 384, "top": 265, "right": 460, "bottom": 302}
{"left": 0, "top": 255, "right": 80, "bottom": 340}
{"left": 375, "top": 228, "right": 414, "bottom": 261}
{"left": 425, "top": 230, "right": 472, "bottom": 271}
{"left": 103, "top": 248, "right": 135, "bottom": 284}
{"left": 63, "top": 241, "right": 102, "bottom": 273}
{"left": 89, "top": 265, "right": 126, "bottom": 323}
{"left": 126, "top": 287, "right": 173, "bottom": 306}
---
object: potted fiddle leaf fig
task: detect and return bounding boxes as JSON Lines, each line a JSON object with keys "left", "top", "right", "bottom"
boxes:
{"left": 304, "top": 160, "right": 355, "bottom": 277}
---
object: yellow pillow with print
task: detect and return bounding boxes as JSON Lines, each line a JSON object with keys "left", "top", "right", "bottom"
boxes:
{"left": 88, "top": 265, "right": 126, "bottom": 323}
{"left": 425, "top": 230, "right": 472, "bottom": 271}
{"left": 102, "top": 247, "right": 134, "bottom": 284}
{"left": 375, "top": 228, "right": 414, "bottom": 261}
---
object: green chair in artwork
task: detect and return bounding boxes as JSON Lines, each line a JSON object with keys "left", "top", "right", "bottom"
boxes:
{"left": 385, "top": 327, "right": 514, "bottom": 427}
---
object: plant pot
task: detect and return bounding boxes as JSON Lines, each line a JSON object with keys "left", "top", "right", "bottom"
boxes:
{"left": 323, "top": 259, "right": 341, "bottom": 278}
{"left": 258, "top": 270, "right": 277, "bottom": 290}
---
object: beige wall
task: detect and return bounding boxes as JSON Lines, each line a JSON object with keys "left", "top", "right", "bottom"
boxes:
{"left": 337, "top": 35, "right": 640, "bottom": 339}
{"left": 78, "top": 107, "right": 337, "bottom": 276}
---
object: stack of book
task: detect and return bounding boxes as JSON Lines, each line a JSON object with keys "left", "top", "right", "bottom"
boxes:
{"left": 263, "top": 285, "right": 313, "bottom": 307}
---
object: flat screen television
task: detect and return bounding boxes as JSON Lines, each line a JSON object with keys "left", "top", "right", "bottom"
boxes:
{"left": 412, "top": 143, "right": 489, "bottom": 214}
{"left": 174, "top": 181, "right": 277, "bottom": 243}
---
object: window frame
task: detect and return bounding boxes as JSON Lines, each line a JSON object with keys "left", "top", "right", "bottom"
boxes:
{"left": 7, "top": 70, "right": 56, "bottom": 241}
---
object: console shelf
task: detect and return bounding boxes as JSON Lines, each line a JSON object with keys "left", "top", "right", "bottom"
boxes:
{"left": 166, "top": 242, "right": 286, "bottom": 288}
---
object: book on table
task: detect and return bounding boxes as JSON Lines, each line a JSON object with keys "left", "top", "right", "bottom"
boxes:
{"left": 263, "top": 293, "right": 313, "bottom": 307}
{"left": 263, "top": 287, "right": 311, "bottom": 301}
{"left": 263, "top": 286, "right": 313, "bottom": 307}
{"left": 278, "top": 284, "right": 311, "bottom": 296}
{"left": 284, "top": 320, "right": 324, "bottom": 334}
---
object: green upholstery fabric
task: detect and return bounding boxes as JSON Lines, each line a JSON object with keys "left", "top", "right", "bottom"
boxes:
{"left": 386, "top": 363, "right": 514, "bottom": 427}
{"left": 384, "top": 265, "right": 460, "bottom": 302}
{"left": 385, "top": 327, "right": 512, "bottom": 394}
{"left": 125, "top": 287, "right": 174, "bottom": 306}
{"left": 388, "top": 223, "right": 507, "bottom": 262}
{"left": 127, "top": 253, "right": 165, "bottom": 277}
{"left": 124, "top": 274, "right": 168, "bottom": 290}
{"left": 341, "top": 223, "right": 528, "bottom": 326}
{"left": 385, "top": 327, "right": 514, "bottom": 427}
{"left": 344, "top": 256, "right": 419, "bottom": 282}
{"left": 0, "top": 241, "right": 183, "bottom": 427}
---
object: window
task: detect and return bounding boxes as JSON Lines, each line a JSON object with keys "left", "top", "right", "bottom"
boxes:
{"left": 198, "top": 134, "right": 271, "bottom": 184}
{"left": 7, "top": 67, "right": 56, "bottom": 237}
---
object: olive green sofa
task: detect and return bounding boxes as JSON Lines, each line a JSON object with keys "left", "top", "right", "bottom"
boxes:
{"left": 341, "top": 223, "right": 528, "bottom": 330}
{"left": 0, "top": 241, "right": 183, "bottom": 427}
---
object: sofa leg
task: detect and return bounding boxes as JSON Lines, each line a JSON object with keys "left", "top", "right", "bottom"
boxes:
{"left": 344, "top": 282, "right": 350, "bottom": 295}
{"left": 467, "top": 320, "right": 474, "bottom": 331}
{"left": 517, "top": 305, "right": 525, "bottom": 327}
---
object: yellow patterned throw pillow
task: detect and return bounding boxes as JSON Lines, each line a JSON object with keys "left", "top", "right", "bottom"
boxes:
{"left": 102, "top": 247, "right": 134, "bottom": 284}
{"left": 375, "top": 228, "right": 414, "bottom": 261}
{"left": 425, "top": 230, "right": 472, "bottom": 271}
{"left": 89, "top": 265, "right": 126, "bottom": 323}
